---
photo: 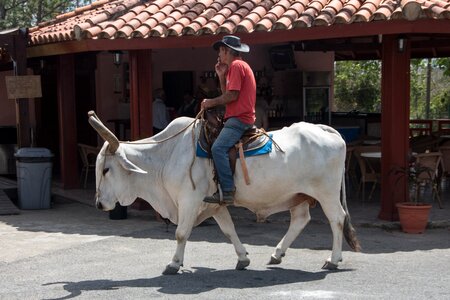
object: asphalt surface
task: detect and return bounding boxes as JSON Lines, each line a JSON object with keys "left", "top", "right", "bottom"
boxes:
{"left": 0, "top": 197, "right": 449, "bottom": 300}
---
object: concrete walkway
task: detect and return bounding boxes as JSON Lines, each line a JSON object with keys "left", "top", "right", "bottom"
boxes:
{"left": 1, "top": 185, "right": 449, "bottom": 299}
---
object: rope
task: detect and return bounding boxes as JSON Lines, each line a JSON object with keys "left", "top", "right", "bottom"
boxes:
{"left": 258, "top": 128, "right": 285, "bottom": 153}
{"left": 122, "top": 110, "right": 205, "bottom": 190}
{"left": 120, "top": 110, "right": 204, "bottom": 145}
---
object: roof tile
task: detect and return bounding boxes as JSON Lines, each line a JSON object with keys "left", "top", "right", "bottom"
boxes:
{"left": 373, "top": 1, "right": 397, "bottom": 21}
{"left": 353, "top": 0, "right": 382, "bottom": 22}
{"left": 99, "top": 26, "right": 118, "bottom": 38}
{"left": 86, "top": 13, "right": 110, "bottom": 26}
{"left": 274, "top": 16, "right": 294, "bottom": 30}
{"left": 167, "top": 17, "right": 189, "bottom": 36}
{"left": 117, "top": 25, "right": 134, "bottom": 38}
{"left": 255, "top": 17, "right": 275, "bottom": 31}
{"left": 84, "top": 26, "right": 103, "bottom": 38}
{"left": 335, "top": 0, "right": 362, "bottom": 24}
{"left": 314, "top": 0, "right": 344, "bottom": 26}
{"left": 28, "top": 0, "right": 450, "bottom": 45}
{"left": 184, "top": 9, "right": 216, "bottom": 34}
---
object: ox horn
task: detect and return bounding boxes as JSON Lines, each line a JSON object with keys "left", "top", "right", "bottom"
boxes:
{"left": 88, "top": 110, "right": 119, "bottom": 153}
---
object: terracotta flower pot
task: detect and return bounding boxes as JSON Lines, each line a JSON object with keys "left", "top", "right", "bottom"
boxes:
{"left": 396, "top": 202, "right": 432, "bottom": 234}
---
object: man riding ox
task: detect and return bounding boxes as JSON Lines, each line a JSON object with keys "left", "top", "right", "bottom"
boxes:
{"left": 88, "top": 106, "right": 361, "bottom": 275}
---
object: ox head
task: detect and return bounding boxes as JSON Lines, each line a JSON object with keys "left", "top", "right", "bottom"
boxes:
{"left": 88, "top": 111, "right": 147, "bottom": 211}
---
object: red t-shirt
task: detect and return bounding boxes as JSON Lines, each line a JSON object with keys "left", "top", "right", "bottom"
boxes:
{"left": 225, "top": 59, "right": 256, "bottom": 125}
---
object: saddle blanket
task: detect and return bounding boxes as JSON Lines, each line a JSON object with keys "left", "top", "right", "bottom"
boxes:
{"left": 196, "top": 134, "right": 273, "bottom": 158}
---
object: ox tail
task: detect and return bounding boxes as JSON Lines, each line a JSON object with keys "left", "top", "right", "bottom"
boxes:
{"left": 341, "top": 167, "right": 362, "bottom": 252}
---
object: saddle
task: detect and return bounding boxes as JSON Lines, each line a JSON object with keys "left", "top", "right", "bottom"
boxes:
{"left": 198, "top": 109, "right": 270, "bottom": 184}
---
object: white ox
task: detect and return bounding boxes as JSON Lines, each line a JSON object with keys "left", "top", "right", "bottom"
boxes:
{"left": 88, "top": 111, "right": 360, "bottom": 275}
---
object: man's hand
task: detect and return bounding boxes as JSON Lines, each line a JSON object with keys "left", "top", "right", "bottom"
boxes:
{"left": 201, "top": 99, "right": 212, "bottom": 111}
{"left": 215, "top": 60, "right": 228, "bottom": 78}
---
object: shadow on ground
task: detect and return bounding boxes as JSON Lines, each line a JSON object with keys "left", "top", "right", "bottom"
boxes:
{"left": 43, "top": 267, "right": 350, "bottom": 299}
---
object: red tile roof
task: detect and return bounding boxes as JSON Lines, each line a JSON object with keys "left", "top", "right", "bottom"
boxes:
{"left": 29, "top": 0, "right": 450, "bottom": 45}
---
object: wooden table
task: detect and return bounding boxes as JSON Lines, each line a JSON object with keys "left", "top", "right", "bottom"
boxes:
{"left": 363, "top": 139, "right": 381, "bottom": 145}
{"left": 361, "top": 152, "right": 381, "bottom": 158}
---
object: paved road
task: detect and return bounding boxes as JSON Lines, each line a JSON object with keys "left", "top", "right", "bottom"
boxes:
{"left": 0, "top": 199, "right": 449, "bottom": 299}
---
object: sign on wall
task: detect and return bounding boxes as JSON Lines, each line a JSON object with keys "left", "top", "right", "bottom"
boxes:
{"left": 5, "top": 75, "right": 42, "bottom": 99}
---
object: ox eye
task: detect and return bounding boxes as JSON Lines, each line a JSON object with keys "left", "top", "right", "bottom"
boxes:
{"left": 103, "top": 168, "right": 109, "bottom": 176}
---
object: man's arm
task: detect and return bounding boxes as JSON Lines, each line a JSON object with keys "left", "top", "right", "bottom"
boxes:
{"left": 201, "top": 90, "right": 239, "bottom": 110}
{"left": 218, "top": 74, "right": 226, "bottom": 96}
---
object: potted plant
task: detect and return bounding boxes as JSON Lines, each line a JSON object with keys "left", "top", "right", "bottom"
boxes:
{"left": 390, "top": 156, "right": 435, "bottom": 234}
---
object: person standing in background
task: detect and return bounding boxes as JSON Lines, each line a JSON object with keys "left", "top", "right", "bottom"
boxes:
{"left": 177, "top": 91, "right": 198, "bottom": 118}
{"left": 152, "top": 88, "right": 170, "bottom": 134}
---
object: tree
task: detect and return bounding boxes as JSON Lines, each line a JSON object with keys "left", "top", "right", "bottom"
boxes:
{"left": 410, "top": 58, "right": 450, "bottom": 119}
{"left": 334, "top": 60, "right": 381, "bottom": 112}
{"left": 334, "top": 58, "right": 450, "bottom": 119}
{"left": 0, "top": 0, "right": 92, "bottom": 30}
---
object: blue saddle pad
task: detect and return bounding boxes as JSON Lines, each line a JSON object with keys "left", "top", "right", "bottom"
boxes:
{"left": 196, "top": 134, "right": 273, "bottom": 158}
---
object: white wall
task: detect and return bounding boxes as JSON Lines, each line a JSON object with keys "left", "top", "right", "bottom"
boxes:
{"left": 95, "top": 52, "right": 127, "bottom": 133}
{"left": 94, "top": 45, "right": 334, "bottom": 121}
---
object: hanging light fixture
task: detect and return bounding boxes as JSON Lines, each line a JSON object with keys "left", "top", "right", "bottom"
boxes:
{"left": 111, "top": 50, "right": 123, "bottom": 67}
{"left": 397, "top": 37, "right": 406, "bottom": 53}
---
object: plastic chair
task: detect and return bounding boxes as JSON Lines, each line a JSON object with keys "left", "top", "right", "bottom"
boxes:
{"left": 413, "top": 152, "right": 443, "bottom": 208}
{"left": 353, "top": 146, "right": 381, "bottom": 201}
{"left": 78, "top": 143, "right": 99, "bottom": 188}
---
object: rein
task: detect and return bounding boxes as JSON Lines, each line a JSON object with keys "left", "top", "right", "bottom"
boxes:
{"left": 120, "top": 110, "right": 204, "bottom": 145}
{"left": 118, "top": 111, "right": 204, "bottom": 190}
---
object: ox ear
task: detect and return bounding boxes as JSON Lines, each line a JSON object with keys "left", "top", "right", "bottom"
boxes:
{"left": 117, "top": 151, "right": 148, "bottom": 174}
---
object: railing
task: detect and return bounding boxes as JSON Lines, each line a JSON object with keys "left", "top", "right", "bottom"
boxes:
{"left": 437, "top": 119, "right": 450, "bottom": 136}
{"left": 409, "top": 119, "right": 432, "bottom": 137}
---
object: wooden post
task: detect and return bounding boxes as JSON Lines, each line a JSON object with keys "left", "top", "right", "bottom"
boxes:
{"left": 57, "top": 54, "right": 78, "bottom": 188}
{"left": 129, "top": 49, "right": 153, "bottom": 140}
{"left": 128, "top": 49, "right": 155, "bottom": 210}
{"left": 2, "top": 30, "right": 32, "bottom": 148}
{"left": 379, "top": 35, "right": 411, "bottom": 221}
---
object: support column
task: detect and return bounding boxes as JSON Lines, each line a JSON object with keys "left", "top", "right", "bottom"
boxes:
{"left": 379, "top": 35, "right": 411, "bottom": 221}
{"left": 129, "top": 50, "right": 153, "bottom": 140}
{"left": 3, "top": 30, "right": 32, "bottom": 148}
{"left": 57, "top": 54, "right": 78, "bottom": 188}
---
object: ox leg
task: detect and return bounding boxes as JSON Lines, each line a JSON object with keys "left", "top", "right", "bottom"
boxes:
{"left": 320, "top": 197, "right": 346, "bottom": 270}
{"left": 213, "top": 206, "right": 250, "bottom": 270}
{"left": 269, "top": 201, "right": 311, "bottom": 265}
{"left": 163, "top": 204, "right": 198, "bottom": 275}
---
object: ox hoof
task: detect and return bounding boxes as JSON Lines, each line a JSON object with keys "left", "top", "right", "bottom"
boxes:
{"left": 321, "top": 261, "right": 338, "bottom": 270}
{"left": 268, "top": 255, "right": 282, "bottom": 265}
{"left": 236, "top": 258, "right": 250, "bottom": 270}
{"left": 162, "top": 265, "right": 180, "bottom": 275}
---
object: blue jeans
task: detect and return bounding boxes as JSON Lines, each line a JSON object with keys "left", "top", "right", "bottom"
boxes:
{"left": 211, "top": 117, "right": 253, "bottom": 192}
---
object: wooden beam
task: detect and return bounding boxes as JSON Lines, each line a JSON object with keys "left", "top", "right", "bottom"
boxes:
{"left": 57, "top": 54, "right": 78, "bottom": 188}
{"left": 129, "top": 49, "right": 153, "bottom": 140}
{"left": 379, "top": 35, "right": 411, "bottom": 221}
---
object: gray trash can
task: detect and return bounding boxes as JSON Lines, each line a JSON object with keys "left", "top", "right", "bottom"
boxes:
{"left": 15, "top": 148, "right": 53, "bottom": 209}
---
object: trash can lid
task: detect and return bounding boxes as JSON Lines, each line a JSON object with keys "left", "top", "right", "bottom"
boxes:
{"left": 15, "top": 147, "right": 54, "bottom": 158}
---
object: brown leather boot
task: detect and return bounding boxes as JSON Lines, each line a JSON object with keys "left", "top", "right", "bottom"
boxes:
{"left": 203, "top": 190, "right": 235, "bottom": 205}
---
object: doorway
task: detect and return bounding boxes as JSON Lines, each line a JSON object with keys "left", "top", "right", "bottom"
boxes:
{"left": 162, "top": 71, "right": 193, "bottom": 111}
